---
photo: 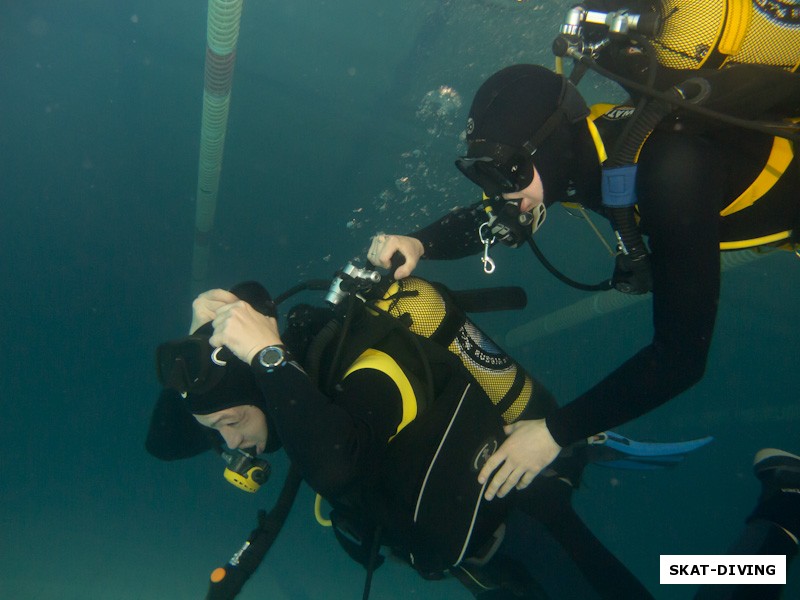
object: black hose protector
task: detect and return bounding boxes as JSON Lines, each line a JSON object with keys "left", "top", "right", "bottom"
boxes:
{"left": 608, "top": 206, "right": 646, "bottom": 256}
{"left": 605, "top": 97, "right": 673, "bottom": 167}
{"left": 204, "top": 465, "right": 304, "bottom": 600}
{"left": 605, "top": 97, "right": 675, "bottom": 273}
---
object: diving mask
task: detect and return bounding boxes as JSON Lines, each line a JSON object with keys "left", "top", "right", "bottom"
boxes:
{"left": 156, "top": 328, "right": 230, "bottom": 396}
{"left": 156, "top": 282, "right": 277, "bottom": 396}
{"left": 456, "top": 141, "right": 535, "bottom": 197}
{"left": 457, "top": 75, "right": 590, "bottom": 199}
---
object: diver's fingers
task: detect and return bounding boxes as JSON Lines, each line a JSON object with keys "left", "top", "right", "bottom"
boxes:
{"left": 193, "top": 290, "right": 239, "bottom": 316}
{"left": 478, "top": 449, "right": 504, "bottom": 486}
{"left": 367, "top": 235, "right": 385, "bottom": 267}
{"left": 201, "top": 288, "right": 241, "bottom": 304}
{"left": 375, "top": 234, "right": 399, "bottom": 268}
{"left": 368, "top": 233, "right": 402, "bottom": 268}
{"left": 367, "top": 234, "right": 423, "bottom": 277}
{"left": 390, "top": 236, "right": 424, "bottom": 279}
{"left": 483, "top": 460, "right": 516, "bottom": 501}
{"left": 392, "top": 252, "right": 419, "bottom": 279}
{"left": 190, "top": 289, "right": 239, "bottom": 333}
{"left": 516, "top": 470, "right": 538, "bottom": 491}
{"left": 208, "top": 301, "right": 257, "bottom": 345}
{"left": 195, "top": 289, "right": 239, "bottom": 316}
{"left": 495, "top": 467, "right": 525, "bottom": 499}
{"left": 209, "top": 302, "right": 280, "bottom": 363}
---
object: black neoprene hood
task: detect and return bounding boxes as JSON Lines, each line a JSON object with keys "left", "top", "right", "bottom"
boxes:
{"left": 467, "top": 64, "right": 566, "bottom": 148}
{"left": 464, "top": 64, "right": 590, "bottom": 205}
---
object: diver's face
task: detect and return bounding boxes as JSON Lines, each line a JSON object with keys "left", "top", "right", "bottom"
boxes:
{"left": 195, "top": 405, "right": 268, "bottom": 455}
{"left": 502, "top": 165, "right": 544, "bottom": 212}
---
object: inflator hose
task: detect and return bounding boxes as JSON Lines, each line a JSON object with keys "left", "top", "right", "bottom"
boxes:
{"left": 205, "top": 464, "right": 303, "bottom": 600}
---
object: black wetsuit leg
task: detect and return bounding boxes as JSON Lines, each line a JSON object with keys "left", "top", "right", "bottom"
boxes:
{"left": 494, "top": 476, "right": 654, "bottom": 600}
{"left": 693, "top": 520, "right": 797, "bottom": 600}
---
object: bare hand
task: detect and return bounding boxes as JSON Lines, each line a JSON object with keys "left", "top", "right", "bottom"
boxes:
{"left": 367, "top": 234, "right": 424, "bottom": 279}
{"left": 189, "top": 289, "right": 240, "bottom": 334}
{"left": 209, "top": 301, "right": 282, "bottom": 364}
{"left": 478, "top": 419, "right": 562, "bottom": 501}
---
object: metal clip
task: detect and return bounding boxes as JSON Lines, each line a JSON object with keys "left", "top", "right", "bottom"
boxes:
{"left": 211, "top": 346, "right": 228, "bottom": 366}
{"left": 479, "top": 223, "right": 496, "bottom": 274}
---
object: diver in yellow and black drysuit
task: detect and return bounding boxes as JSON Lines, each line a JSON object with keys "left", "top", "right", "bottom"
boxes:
{"left": 367, "top": 8, "right": 800, "bottom": 496}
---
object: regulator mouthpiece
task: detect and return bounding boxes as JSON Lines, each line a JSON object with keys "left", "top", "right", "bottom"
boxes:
{"left": 221, "top": 449, "right": 271, "bottom": 493}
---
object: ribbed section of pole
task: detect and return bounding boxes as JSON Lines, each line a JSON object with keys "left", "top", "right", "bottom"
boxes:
{"left": 504, "top": 249, "right": 771, "bottom": 348}
{"left": 191, "top": 0, "right": 244, "bottom": 294}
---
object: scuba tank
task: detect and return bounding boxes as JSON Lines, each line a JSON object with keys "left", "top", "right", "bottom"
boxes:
{"left": 650, "top": 0, "right": 800, "bottom": 73}
{"left": 553, "top": 2, "right": 800, "bottom": 132}
{"left": 322, "top": 252, "right": 556, "bottom": 424}
{"left": 559, "top": 1, "right": 800, "bottom": 75}
{"left": 370, "top": 276, "right": 557, "bottom": 424}
{"left": 548, "top": 1, "right": 800, "bottom": 294}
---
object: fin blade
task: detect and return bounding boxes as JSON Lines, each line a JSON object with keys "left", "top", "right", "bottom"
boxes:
{"left": 588, "top": 431, "right": 713, "bottom": 471}
{"left": 598, "top": 431, "right": 714, "bottom": 457}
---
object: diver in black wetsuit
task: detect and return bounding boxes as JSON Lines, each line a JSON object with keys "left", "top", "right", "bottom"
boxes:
{"left": 367, "top": 63, "right": 800, "bottom": 501}
{"left": 148, "top": 276, "right": 800, "bottom": 599}
{"left": 147, "top": 279, "right": 656, "bottom": 599}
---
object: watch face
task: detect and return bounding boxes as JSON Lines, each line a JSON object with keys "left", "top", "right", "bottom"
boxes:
{"left": 259, "top": 346, "right": 285, "bottom": 368}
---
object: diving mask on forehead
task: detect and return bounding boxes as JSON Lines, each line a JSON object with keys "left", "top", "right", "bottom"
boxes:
{"left": 156, "top": 328, "right": 229, "bottom": 396}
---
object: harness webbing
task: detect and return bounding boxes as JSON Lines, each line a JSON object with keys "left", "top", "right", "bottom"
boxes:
{"left": 721, "top": 135, "right": 795, "bottom": 217}
{"left": 344, "top": 348, "right": 418, "bottom": 439}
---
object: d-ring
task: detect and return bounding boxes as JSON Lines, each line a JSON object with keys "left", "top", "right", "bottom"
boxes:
{"left": 211, "top": 346, "right": 228, "bottom": 366}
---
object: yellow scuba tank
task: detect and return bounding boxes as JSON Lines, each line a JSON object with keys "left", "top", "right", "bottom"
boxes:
{"left": 550, "top": 3, "right": 800, "bottom": 264}
{"left": 373, "top": 277, "right": 556, "bottom": 424}
{"left": 652, "top": 0, "right": 800, "bottom": 72}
